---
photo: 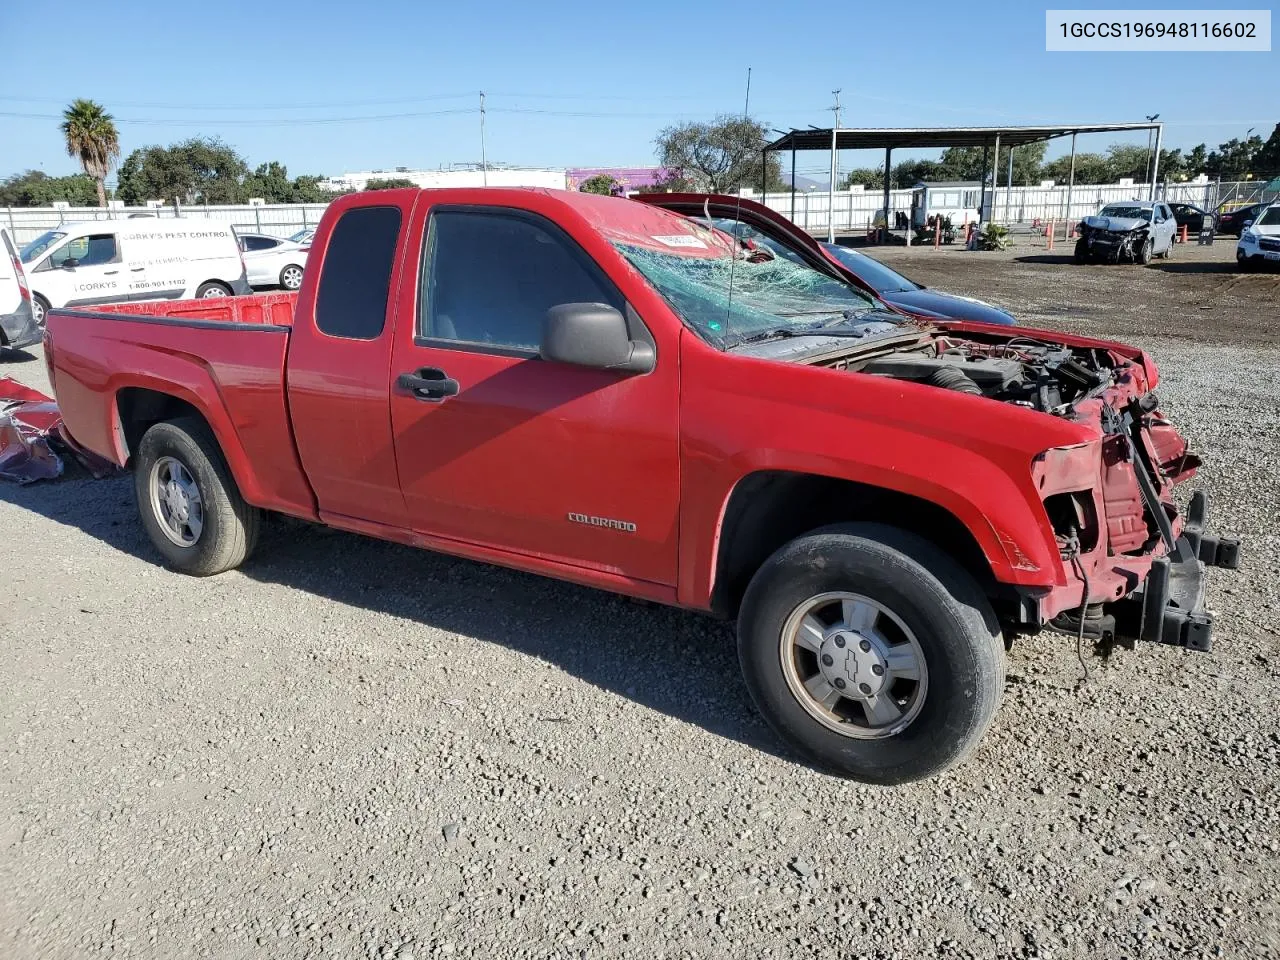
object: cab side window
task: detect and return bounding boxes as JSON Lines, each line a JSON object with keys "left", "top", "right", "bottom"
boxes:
{"left": 420, "top": 209, "right": 622, "bottom": 352}
{"left": 47, "top": 234, "right": 119, "bottom": 268}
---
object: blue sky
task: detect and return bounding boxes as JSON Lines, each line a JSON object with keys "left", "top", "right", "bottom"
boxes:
{"left": 1, "top": 0, "right": 1275, "bottom": 183}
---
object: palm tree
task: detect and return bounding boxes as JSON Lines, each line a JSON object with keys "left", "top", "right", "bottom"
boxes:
{"left": 60, "top": 99, "right": 120, "bottom": 208}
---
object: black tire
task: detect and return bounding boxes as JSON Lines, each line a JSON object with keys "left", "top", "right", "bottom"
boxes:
{"left": 134, "top": 417, "right": 260, "bottom": 576}
{"left": 1073, "top": 238, "right": 1089, "bottom": 264}
{"left": 1137, "top": 238, "right": 1153, "bottom": 265}
{"left": 195, "top": 281, "right": 232, "bottom": 298}
{"left": 279, "top": 264, "right": 304, "bottom": 291}
{"left": 31, "top": 294, "right": 50, "bottom": 328}
{"left": 737, "top": 523, "right": 1005, "bottom": 785}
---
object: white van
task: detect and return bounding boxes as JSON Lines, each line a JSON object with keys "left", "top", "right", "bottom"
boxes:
{"left": 18, "top": 218, "right": 251, "bottom": 326}
{"left": 0, "top": 227, "right": 41, "bottom": 351}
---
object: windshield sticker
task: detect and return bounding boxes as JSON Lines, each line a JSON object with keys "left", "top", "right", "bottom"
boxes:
{"left": 652, "top": 234, "right": 707, "bottom": 249}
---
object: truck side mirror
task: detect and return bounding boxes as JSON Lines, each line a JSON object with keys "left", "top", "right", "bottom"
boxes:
{"left": 1243, "top": 220, "right": 1254, "bottom": 228}
{"left": 61, "top": 258, "right": 79, "bottom": 270}
{"left": 541, "top": 303, "right": 655, "bottom": 374}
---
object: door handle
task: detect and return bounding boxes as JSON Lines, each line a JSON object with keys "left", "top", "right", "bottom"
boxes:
{"left": 104, "top": 269, "right": 119, "bottom": 275}
{"left": 397, "top": 367, "right": 459, "bottom": 402}
{"left": 130, "top": 266, "right": 145, "bottom": 272}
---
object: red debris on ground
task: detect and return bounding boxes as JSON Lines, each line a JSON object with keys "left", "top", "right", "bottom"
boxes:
{"left": 0, "top": 376, "right": 116, "bottom": 483}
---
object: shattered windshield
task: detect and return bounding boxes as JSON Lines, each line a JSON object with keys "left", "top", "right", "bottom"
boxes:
{"left": 1099, "top": 205, "right": 1152, "bottom": 221}
{"left": 614, "top": 241, "right": 884, "bottom": 349}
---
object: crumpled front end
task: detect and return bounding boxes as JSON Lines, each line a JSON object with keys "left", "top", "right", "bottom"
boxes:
{"left": 1031, "top": 378, "right": 1240, "bottom": 652}
{"left": 1078, "top": 219, "right": 1151, "bottom": 262}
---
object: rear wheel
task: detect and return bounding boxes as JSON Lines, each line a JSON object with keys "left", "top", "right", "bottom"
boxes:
{"left": 736, "top": 523, "right": 1005, "bottom": 784}
{"left": 134, "top": 417, "right": 260, "bottom": 575}
{"left": 279, "top": 264, "right": 304, "bottom": 291}
{"left": 31, "top": 294, "right": 49, "bottom": 328}
{"left": 195, "top": 281, "right": 232, "bottom": 298}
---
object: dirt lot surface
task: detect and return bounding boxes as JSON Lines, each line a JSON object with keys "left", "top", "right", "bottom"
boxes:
{"left": 3, "top": 242, "right": 1279, "bottom": 960}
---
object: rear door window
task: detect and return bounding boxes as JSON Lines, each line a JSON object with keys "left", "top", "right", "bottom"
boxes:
{"left": 314, "top": 206, "right": 402, "bottom": 340}
{"left": 242, "top": 235, "right": 280, "bottom": 251}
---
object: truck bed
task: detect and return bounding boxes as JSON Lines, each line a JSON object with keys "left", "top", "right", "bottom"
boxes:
{"left": 46, "top": 294, "right": 317, "bottom": 519}
{"left": 87, "top": 292, "right": 298, "bottom": 327}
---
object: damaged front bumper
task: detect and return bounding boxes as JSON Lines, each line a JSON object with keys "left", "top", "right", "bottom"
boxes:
{"left": 1049, "top": 490, "right": 1241, "bottom": 653}
{"left": 1130, "top": 491, "right": 1240, "bottom": 651}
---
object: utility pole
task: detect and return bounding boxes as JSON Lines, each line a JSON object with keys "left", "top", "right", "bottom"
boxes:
{"left": 827, "top": 88, "right": 841, "bottom": 244}
{"left": 480, "top": 91, "right": 488, "bottom": 187}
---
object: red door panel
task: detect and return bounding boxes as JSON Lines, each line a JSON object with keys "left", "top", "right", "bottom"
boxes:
{"left": 386, "top": 197, "right": 681, "bottom": 587}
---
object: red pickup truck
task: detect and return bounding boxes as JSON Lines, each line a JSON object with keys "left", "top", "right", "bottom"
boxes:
{"left": 45, "top": 188, "right": 1240, "bottom": 784}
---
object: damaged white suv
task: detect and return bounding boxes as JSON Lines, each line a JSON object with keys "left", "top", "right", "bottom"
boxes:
{"left": 1236, "top": 203, "right": 1280, "bottom": 270}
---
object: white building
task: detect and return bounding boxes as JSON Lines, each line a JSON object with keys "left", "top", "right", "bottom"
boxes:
{"left": 318, "top": 165, "right": 567, "bottom": 192}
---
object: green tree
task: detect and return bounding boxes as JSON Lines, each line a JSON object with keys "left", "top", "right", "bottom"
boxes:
{"left": 654, "top": 116, "right": 785, "bottom": 194}
{"left": 1101, "top": 143, "right": 1153, "bottom": 182}
{"left": 241, "top": 161, "right": 294, "bottom": 202}
{"left": 117, "top": 138, "right": 248, "bottom": 204}
{"left": 60, "top": 99, "right": 120, "bottom": 208}
{"left": 936, "top": 142, "right": 1045, "bottom": 184}
{"left": 364, "top": 177, "right": 416, "bottom": 190}
{"left": 292, "top": 175, "right": 341, "bottom": 202}
{"left": 840, "top": 167, "right": 884, "bottom": 190}
{"left": 892, "top": 159, "right": 941, "bottom": 186}
{"left": 1041, "top": 152, "right": 1111, "bottom": 185}
{"left": 579, "top": 174, "right": 621, "bottom": 195}
{"left": 0, "top": 169, "right": 99, "bottom": 207}
{"left": 1251, "top": 123, "right": 1280, "bottom": 178}
{"left": 1206, "top": 134, "right": 1264, "bottom": 179}
{"left": 1183, "top": 144, "right": 1210, "bottom": 178}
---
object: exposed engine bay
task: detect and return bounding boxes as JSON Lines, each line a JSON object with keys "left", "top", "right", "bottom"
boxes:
{"left": 824, "top": 333, "right": 1121, "bottom": 415}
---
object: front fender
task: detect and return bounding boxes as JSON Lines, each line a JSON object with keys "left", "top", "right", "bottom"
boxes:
{"left": 675, "top": 334, "right": 1089, "bottom": 608}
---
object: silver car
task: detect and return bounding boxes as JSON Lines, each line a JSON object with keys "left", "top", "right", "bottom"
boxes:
{"left": 1074, "top": 200, "right": 1178, "bottom": 265}
{"left": 236, "top": 232, "right": 309, "bottom": 291}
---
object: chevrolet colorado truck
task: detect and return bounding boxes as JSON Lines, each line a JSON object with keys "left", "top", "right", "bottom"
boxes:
{"left": 45, "top": 187, "right": 1240, "bottom": 784}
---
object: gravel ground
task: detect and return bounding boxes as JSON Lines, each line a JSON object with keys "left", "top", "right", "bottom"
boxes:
{"left": 2, "top": 249, "right": 1279, "bottom": 959}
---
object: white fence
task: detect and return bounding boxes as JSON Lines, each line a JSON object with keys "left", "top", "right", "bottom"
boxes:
{"left": 1, "top": 202, "right": 330, "bottom": 246}
{"left": 743, "top": 181, "right": 1231, "bottom": 234}
{"left": 0, "top": 180, "right": 1256, "bottom": 247}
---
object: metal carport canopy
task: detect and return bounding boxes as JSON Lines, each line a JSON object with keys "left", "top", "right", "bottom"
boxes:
{"left": 764, "top": 123, "right": 1158, "bottom": 153}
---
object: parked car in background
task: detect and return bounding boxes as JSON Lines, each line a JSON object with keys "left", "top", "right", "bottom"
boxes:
{"left": 1236, "top": 203, "right": 1280, "bottom": 270}
{"left": 674, "top": 206, "right": 1015, "bottom": 326}
{"left": 236, "top": 232, "right": 309, "bottom": 291}
{"left": 1217, "top": 202, "right": 1266, "bottom": 237}
{"left": 1074, "top": 201, "right": 1177, "bottom": 264}
{"left": 819, "top": 242, "right": 1016, "bottom": 326}
{"left": 19, "top": 219, "right": 249, "bottom": 326}
{"left": 1168, "top": 202, "right": 1213, "bottom": 235}
{"left": 1, "top": 227, "right": 41, "bottom": 351}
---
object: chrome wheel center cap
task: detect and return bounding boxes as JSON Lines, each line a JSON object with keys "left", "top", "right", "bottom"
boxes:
{"left": 819, "top": 630, "right": 888, "bottom": 697}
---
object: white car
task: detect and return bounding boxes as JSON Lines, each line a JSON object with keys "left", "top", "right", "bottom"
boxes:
{"left": 237, "top": 232, "right": 309, "bottom": 290}
{"left": 1236, "top": 203, "right": 1280, "bottom": 270}
{"left": 1, "top": 227, "right": 40, "bottom": 351}
{"left": 20, "top": 218, "right": 249, "bottom": 326}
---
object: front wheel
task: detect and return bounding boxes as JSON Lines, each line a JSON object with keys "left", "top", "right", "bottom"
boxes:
{"left": 1073, "top": 238, "right": 1089, "bottom": 263}
{"left": 134, "top": 417, "right": 260, "bottom": 575}
{"left": 737, "top": 523, "right": 1004, "bottom": 784}
{"left": 1137, "top": 238, "right": 1154, "bottom": 265}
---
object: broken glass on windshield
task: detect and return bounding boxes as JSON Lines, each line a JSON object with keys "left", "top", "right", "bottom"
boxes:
{"left": 614, "top": 242, "right": 884, "bottom": 348}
